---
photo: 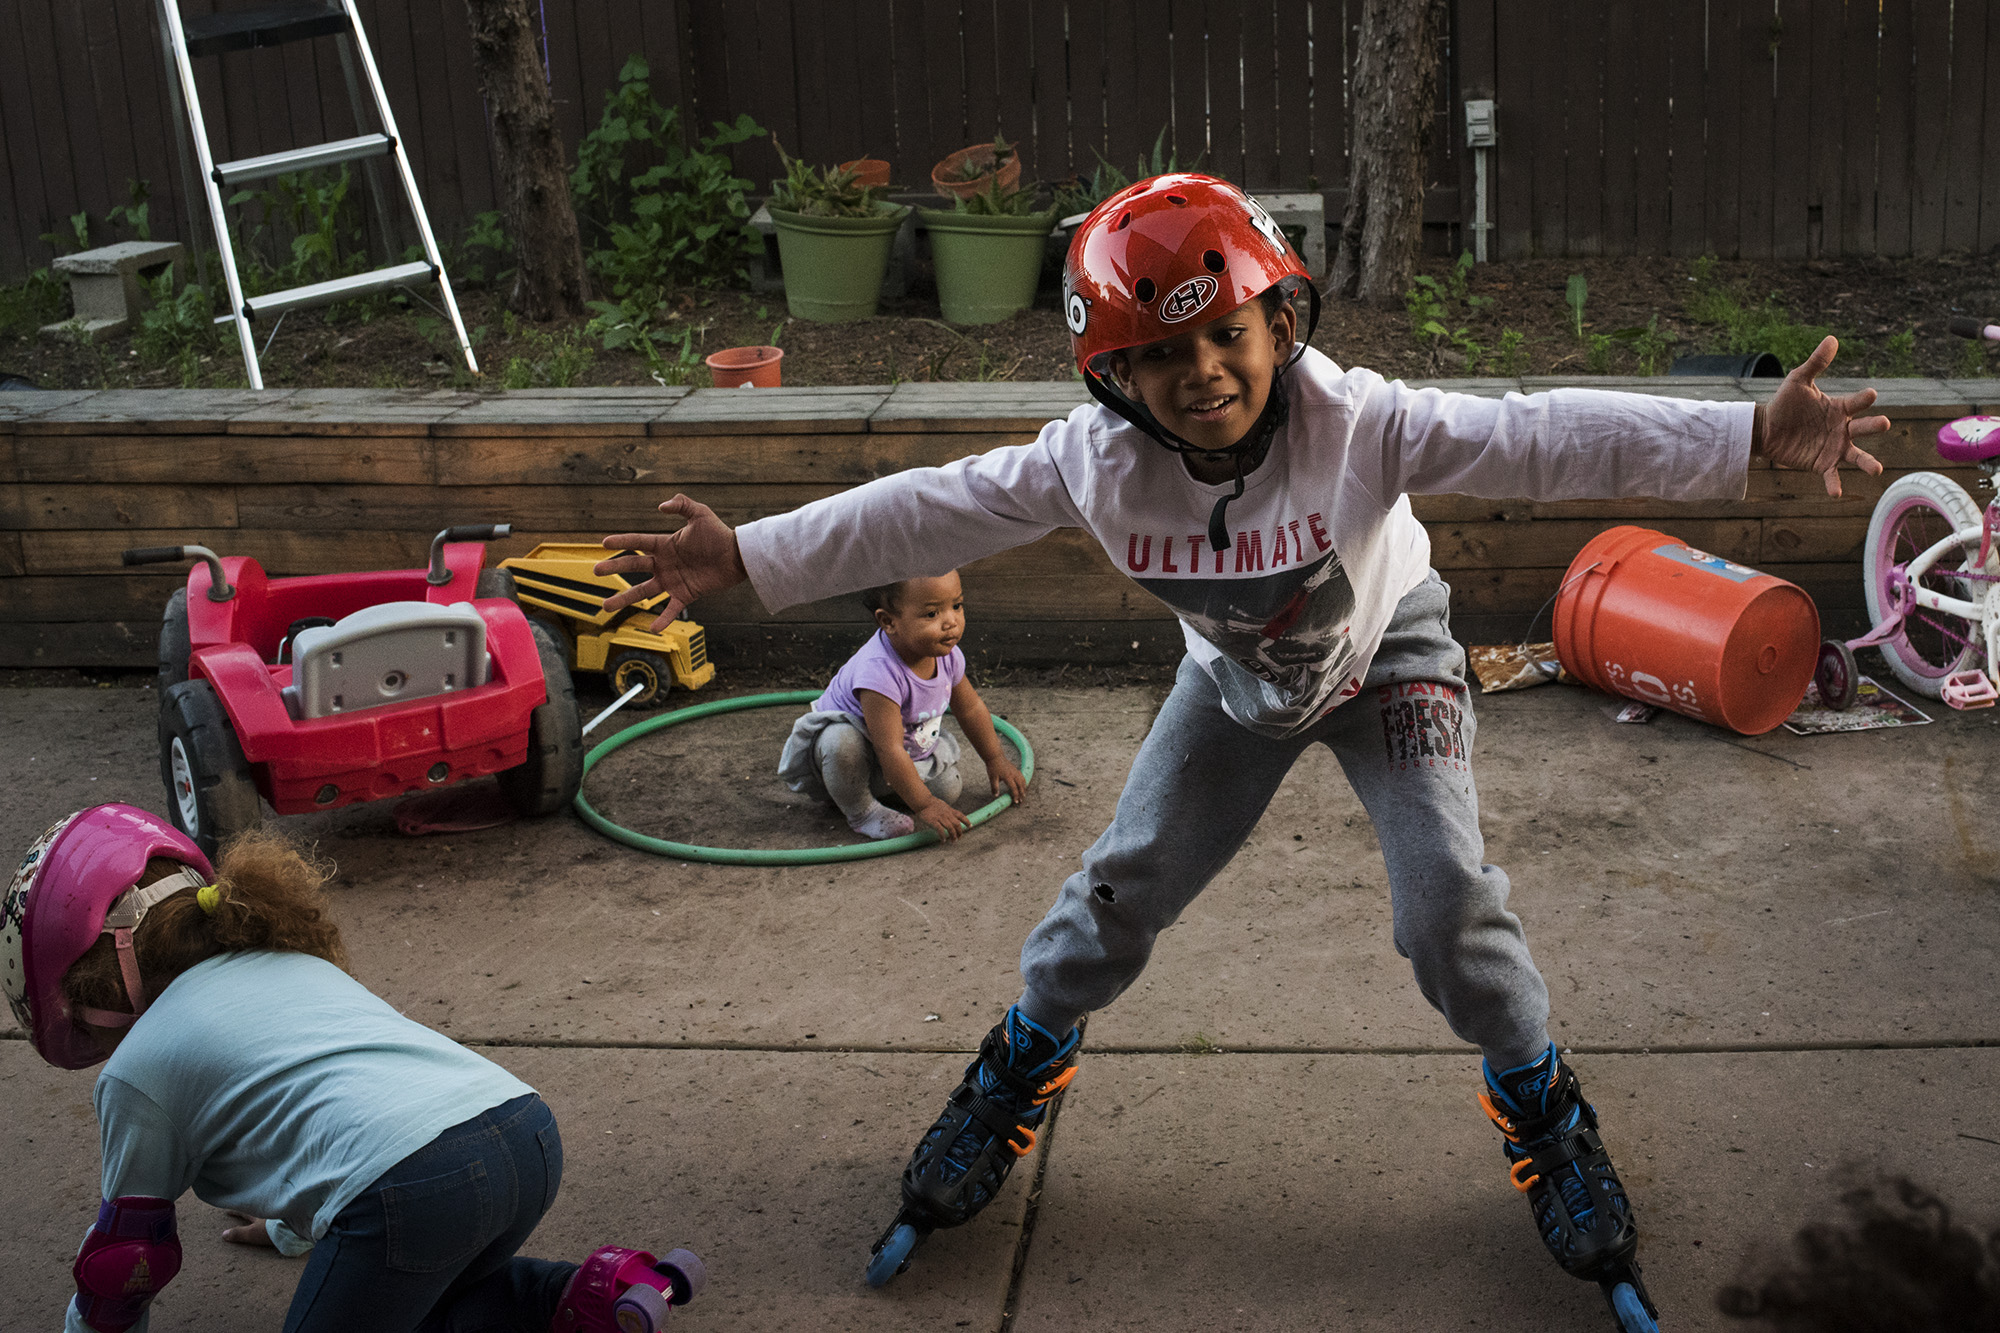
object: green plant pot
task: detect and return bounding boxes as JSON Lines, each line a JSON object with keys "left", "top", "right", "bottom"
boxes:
{"left": 919, "top": 209, "right": 1057, "bottom": 325}
{"left": 767, "top": 203, "right": 910, "bottom": 322}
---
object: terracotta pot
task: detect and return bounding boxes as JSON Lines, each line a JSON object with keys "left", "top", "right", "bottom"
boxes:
{"left": 705, "top": 345, "right": 784, "bottom": 388}
{"left": 838, "top": 158, "right": 892, "bottom": 189}
{"left": 931, "top": 142, "right": 1023, "bottom": 201}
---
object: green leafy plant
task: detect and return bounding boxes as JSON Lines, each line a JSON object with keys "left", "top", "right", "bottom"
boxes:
{"left": 1495, "top": 328, "right": 1528, "bottom": 376}
{"left": 1877, "top": 328, "right": 1918, "bottom": 377}
{"left": 1631, "top": 315, "right": 1674, "bottom": 375}
{"left": 1051, "top": 126, "right": 1205, "bottom": 218}
{"left": 1405, "top": 269, "right": 1486, "bottom": 371}
{"left": 453, "top": 210, "right": 514, "bottom": 289}
{"left": 227, "top": 166, "right": 368, "bottom": 297}
{"left": 413, "top": 315, "right": 487, "bottom": 389}
{"left": 1565, "top": 274, "right": 1589, "bottom": 339}
{"left": 572, "top": 57, "right": 765, "bottom": 297}
{"left": 0, "top": 268, "right": 68, "bottom": 334}
{"left": 953, "top": 172, "right": 1051, "bottom": 218}
{"left": 1956, "top": 334, "right": 1990, "bottom": 378}
{"left": 105, "top": 179, "right": 152, "bottom": 242}
{"left": 1584, "top": 331, "right": 1616, "bottom": 374}
{"left": 132, "top": 264, "right": 218, "bottom": 387}
{"left": 952, "top": 134, "right": 1015, "bottom": 181}
{"left": 500, "top": 322, "right": 595, "bottom": 389}
{"left": 585, "top": 295, "right": 707, "bottom": 385}
{"left": 767, "top": 137, "right": 894, "bottom": 219}
{"left": 1683, "top": 256, "right": 1833, "bottom": 371}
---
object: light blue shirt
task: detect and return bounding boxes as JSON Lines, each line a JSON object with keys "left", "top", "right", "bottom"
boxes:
{"left": 65, "top": 951, "right": 530, "bottom": 1332}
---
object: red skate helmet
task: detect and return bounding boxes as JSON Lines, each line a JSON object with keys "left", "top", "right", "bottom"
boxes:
{"left": 1063, "top": 174, "right": 1321, "bottom": 548}
{"left": 2, "top": 805, "right": 214, "bottom": 1069}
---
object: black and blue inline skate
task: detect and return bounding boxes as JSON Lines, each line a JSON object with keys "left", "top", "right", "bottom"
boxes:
{"left": 1480, "top": 1043, "right": 1661, "bottom": 1332}
{"left": 865, "top": 1006, "right": 1080, "bottom": 1287}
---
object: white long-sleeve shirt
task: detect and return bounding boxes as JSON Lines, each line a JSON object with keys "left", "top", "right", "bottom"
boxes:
{"left": 738, "top": 350, "right": 1753, "bottom": 736}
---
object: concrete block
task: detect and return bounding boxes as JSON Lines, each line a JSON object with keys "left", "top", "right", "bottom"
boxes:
{"left": 43, "top": 240, "right": 186, "bottom": 341}
{"left": 1253, "top": 192, "right": 1327, "bottom": 278}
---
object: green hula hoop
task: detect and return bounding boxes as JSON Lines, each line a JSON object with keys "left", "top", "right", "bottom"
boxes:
{"left": 574, "top": 688, "right": 1035, "bottom": 865}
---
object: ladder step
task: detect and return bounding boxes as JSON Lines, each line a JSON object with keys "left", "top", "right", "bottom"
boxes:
{"left": 214, "top": 133, "right": 396, "bottom": 186}
{"left": 242, "top": 261, "right": 436, "bottom": 320}
{"left": 185, "top": 2, "right": 349, "bottom": 58}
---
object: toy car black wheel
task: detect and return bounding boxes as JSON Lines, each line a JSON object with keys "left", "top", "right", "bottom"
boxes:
{"left": 497, "top": 622, "right": 585, "bottom": 817}
{"left": 159, "top": 679, "right": 261, "bottom": 858}
{"left": 476, "top": 568, "right": 519, "bottom": 602}
{"left": 158, "top": 588, "right": 191, "bottom": 694}
{"left": 1814, "top": 639, "right": 1859, "bottom": 711}
{"left": 608, "top": 648, "right": 674, "bottom": 709}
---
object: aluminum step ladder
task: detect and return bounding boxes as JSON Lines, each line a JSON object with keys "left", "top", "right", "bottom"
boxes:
{"left": 155, "top": 0, "right": 479, "bottom": 389}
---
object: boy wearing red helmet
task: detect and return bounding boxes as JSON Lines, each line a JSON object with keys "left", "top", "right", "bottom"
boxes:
{"left": 598, "top": 174, "right": 1886, "bottom": 1316}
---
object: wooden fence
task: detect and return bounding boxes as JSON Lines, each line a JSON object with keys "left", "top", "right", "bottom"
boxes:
{"left": 2, "top": 1, "right": 1997, "bottom": 284}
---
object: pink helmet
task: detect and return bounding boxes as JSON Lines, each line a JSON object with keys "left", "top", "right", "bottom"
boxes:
{"left": 2, "top": 805, "right": 213, "bottom": 1070}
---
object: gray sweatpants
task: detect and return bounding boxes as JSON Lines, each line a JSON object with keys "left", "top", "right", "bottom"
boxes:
{"left": 1016, "top": 573, "right": 1552, "bottom": 1069}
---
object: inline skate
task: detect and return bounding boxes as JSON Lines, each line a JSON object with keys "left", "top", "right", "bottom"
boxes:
{"left": 1480, "top": 1043, "right": 1659, "bottom": 1332}
{"left": 865, "top": 1006, "right": 1080, "bottom": 1286}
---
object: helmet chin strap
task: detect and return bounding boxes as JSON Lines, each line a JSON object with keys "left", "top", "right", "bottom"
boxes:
{"left": 1083, "top": 282, "right": 1321, "bottom": 553}
{"left": 74, "top": 866, "right": 209, "bottom": 1029}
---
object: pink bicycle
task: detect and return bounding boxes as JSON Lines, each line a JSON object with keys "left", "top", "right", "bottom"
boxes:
{"left": 1815, "top": 316, "right": 2000, "bottom": 710}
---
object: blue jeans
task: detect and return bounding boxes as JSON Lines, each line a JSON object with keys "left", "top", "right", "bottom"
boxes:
{"left": 283, "top": 1093, "right": 576, "bottom": 1333}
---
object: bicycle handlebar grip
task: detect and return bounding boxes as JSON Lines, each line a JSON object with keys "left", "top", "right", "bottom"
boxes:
{"left": 441, "top": 524, "right": 511, "bottom": 542}
{"left": 121, "top": 546, "right": 188, "bottom": 566}
{"left": 1949, "top": 317, "right": 1985, "bottom": 338}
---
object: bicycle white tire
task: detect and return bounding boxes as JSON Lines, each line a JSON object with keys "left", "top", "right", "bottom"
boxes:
{"left": 1862, "top": 470, "right": 1984, "bottom": 697}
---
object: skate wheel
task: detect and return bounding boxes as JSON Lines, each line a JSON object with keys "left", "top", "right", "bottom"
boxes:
{"left": 656, "top": 1248, "right": 705, "bottom": 1302}
{"left": 866, "top": 1222, "right": 920, "bottom": 1288}
{"left": 1814, "top": 639, "right": 1859, "bottom": 710}
{"left": 613, "top": 1282, "right": 671, "bottom": 1333}
{"left": 1610, "top": 1281, "right": 1659, "bottom": 1333}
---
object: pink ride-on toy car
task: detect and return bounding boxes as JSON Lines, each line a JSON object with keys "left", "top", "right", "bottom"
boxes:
{"left": 125, "top": 524, "right": 584, "bottom": 856}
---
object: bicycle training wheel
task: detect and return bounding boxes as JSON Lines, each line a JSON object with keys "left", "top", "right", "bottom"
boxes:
{"left": 1863, "top": 471, "right": 1985, "bottom": 697}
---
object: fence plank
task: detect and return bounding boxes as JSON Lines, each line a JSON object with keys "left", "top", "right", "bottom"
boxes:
{"left": 963, "top": 0, "right": 1005, "bottom": 148}
{"left": 1837, "top": 0, "right": 1877, "bottom": 255}
{"left": 1307, "top": 0, "right": 1347, "bottom": 194}
{"left": 921, "top": 0, "right": 969, "bottom": 168}
{"left": 1596, "top": 0, "right": 1638, "bottom": 256}
{"left": 1207, "top": 0, "right": 1248, "bottom": 186}
{"left": 1804, "top": 0, "right": 1843, "bottom": 257}
{"left": 1943, "top": 0, "right": 1986, "bottom": 253}
{"left": 0, "top": 5, "right": 54, "bottom": 275}
{"left": 1909, "top": 0, "right": 1951, "bottom": 256}
{"left": 1983, "top": 5, "right": 2000, "bottom": 253}
{"left": 1269, "top": 0, "right": 1310, "bottom": 189}
{"left": 1238, "top": 0, "right": 1277, "bottom": 189}
{"left": 996, "top": 2, "right": 1040, "bottom": 174}
{"left": 20, "top": 3, "right": 87, "bottom": 251}
{"left": 1527, "top": 2, "right": 1567, "bottom": 255}
{"left": 1876, "top": 0, "right": 1915, "bottom": 255}
{"left": 1770, "top": 0, "right": 1811, "bottom": 260}
{"left": 1664, "top": 2, "right": 1708, "bottom": 256}
{"left": 1705, "top": 0, "right": 1745, "bottom": 256}
{"left": 1737, "top": 0, "right": 1779, "bottom": 259}
{"left": 1629, "top": 2, "right": 1671, "bottom": 256}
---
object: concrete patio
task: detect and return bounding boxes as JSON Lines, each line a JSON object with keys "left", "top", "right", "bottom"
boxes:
{"left": 2, "top": 670, "right": 1995, "bottom": 1331}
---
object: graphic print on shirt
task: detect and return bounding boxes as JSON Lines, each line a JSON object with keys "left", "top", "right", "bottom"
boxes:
{"left": 1130, "top": 522, "right": 1359, "bottom": 719}
{"left": 1378, "top": 681, "right": 1470, "bottom": 773}
{"left": 910, "top": 709, "right": 944, "bottom": 757}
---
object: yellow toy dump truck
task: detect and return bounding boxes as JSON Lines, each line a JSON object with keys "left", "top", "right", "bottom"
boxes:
{"left": 498, "top": 543, "right": 715, "bottom": 708}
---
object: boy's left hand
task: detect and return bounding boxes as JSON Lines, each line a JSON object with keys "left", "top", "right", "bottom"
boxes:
{"left": 1754, "top": 335, "right": 1890, "bottom": 498}
{"left": 986, "top": 758, "right": 1028, "bottom": 805}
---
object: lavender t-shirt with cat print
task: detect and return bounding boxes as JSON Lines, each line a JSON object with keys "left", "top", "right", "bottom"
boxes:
{"left": 814, "top": 628, "right": 965, "bottom": 760}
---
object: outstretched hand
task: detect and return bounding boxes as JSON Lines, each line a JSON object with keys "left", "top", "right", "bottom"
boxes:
{"left": 595, "top": 495, "right": 749, "bottom": 631}
{"left": 1756, "top": 335, "right": 1890, "bottom": 498}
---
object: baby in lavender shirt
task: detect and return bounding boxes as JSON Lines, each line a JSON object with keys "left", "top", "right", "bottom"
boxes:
{"left": 778, "top": 570, "right": 1027, "bottom": 840}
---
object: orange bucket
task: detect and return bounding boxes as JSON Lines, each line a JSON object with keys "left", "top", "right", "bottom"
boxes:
{"left": 1552, "top": 525, "right": 1819, "bottom": 735}
{"left": 704, "top": 345, "right": 783, "bottom": 388}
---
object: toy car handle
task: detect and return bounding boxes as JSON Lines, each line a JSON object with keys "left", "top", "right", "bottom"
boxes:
{"left": 1948, "top": 316, "right": 2000, "bottom": 341}
{"left": 121, "top": 545, "right": 235, "bottom": 601}
{"left": 426, "top": 523, "right": 513, "bottom": 586}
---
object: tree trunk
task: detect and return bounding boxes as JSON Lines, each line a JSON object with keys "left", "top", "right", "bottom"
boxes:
{"left": 463, "top": 0, "right": 588, "bottom": 319}
{"left": 1330, "top": 0, "right": 1448, "bottom": 305}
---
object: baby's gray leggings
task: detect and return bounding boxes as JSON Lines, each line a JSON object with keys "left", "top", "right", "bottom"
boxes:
{"left": 1016, "top": 574, "right": 1552, "bottom": 1069}
{"left": 815, "top": 720, "right": 963, "bottom": 817}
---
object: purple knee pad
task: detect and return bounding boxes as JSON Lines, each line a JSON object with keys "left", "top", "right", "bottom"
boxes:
{"left": 72, "top": 1196, "right": 182, "bottom": 1333}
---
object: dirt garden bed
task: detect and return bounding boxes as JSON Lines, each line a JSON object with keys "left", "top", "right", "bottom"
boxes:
{"left": 5, "top": 251, "right": 1999, "bottom": 392}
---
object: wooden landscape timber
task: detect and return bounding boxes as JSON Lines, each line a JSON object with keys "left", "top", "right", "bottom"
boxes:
{"left": 3, "top": 379, "right": 1994, "bottom": 672}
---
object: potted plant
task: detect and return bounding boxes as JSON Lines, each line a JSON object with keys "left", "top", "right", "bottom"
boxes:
{"left": 767, "top": 140, "right": 910, "bottom": 321}
{"left": 919, "top": 175, "right": 1057, "bottom": 325}
{"left": 931, "top": 134, "right": 1022, "bottom": 202}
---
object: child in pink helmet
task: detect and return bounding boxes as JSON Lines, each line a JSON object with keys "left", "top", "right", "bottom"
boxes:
{"left": 594, "top": 173, "right": 1889, "bottom": 1319}
{"left": 3, "top": 804, "right": 702, "bottom": 1333}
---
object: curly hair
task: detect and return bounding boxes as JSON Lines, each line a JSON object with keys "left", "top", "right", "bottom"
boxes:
{"left": 1717, "top": 1177, "right": 2000, "bottom": 1331}
{"left": 59, "top": 830, "right": 348, "bottom": 1020}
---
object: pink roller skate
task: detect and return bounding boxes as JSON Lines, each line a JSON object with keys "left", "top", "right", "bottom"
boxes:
{"left": 551, "top": 1246, "right": 705, "bottom": 1333}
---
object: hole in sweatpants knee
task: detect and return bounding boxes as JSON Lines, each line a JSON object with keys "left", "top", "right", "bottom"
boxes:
{"left": 1093, "top": 883, "right": 1117, "bottom": 904}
